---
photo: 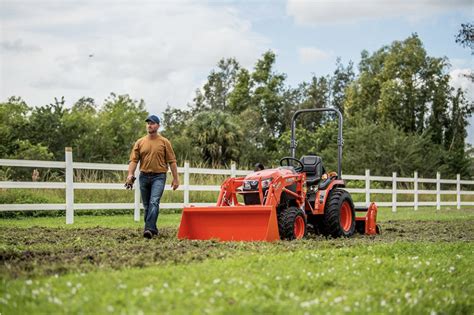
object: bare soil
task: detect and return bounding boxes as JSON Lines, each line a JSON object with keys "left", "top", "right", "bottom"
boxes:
{"left": 1, "top": 220, "right": 472, "bottom": 278}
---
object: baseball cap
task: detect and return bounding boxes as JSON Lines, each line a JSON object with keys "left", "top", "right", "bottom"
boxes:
{"left": 145, "top": 115, "right": 160, "bottom": 124}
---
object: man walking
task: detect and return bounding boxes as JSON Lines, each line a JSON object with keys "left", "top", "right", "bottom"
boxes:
{"left": 126, "top": 114, "right": 179, "bottom": 239}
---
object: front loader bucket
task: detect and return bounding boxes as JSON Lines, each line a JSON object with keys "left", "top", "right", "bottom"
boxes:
{"left": 177, "top": 205, "right": 280, "bottom": 242}
{"left": 355, "top": 202, "right": 380, "bottom": 235}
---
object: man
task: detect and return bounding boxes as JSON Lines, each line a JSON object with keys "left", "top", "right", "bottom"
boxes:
{"left": 126, "top": 114, "right": 179, "bottom": 239}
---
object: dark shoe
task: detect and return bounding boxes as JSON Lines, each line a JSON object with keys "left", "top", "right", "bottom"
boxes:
{"left": 152, "top": 230, "right": 159, "bottom": 236}
{"left": 143, "top": 230, "right": 153, "bottom": 239}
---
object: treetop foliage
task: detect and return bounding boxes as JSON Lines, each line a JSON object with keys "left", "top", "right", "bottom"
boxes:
{"left": 1, "top": 93, "right": 148, "bottom": 164}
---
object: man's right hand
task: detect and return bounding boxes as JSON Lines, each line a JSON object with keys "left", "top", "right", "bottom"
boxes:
{"left": 171, "top": 177, "right": 180, "bottom": 191}
{"left": 124, "top": 175, "right": 136, "bottom": 190}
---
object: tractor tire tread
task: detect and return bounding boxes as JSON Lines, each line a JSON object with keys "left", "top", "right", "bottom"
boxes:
{"left": 322, "top": 189, "right": 355, "bottom": 238}
{"left": 278, "top": 206, "right": 307, "bottom": 240}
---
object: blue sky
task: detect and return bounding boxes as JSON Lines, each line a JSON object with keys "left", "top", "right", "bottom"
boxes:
{"left": 1, "top": 0, "right": 473, "bottom": 142}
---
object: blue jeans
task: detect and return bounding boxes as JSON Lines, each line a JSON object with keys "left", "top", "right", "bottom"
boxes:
{"left": 139, "top": 172, "right": 166, "bottom": 234}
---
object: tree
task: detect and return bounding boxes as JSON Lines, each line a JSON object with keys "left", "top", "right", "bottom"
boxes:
{"left": 10, "top": 140, "right": 53, "bottom": 161}
{"left": 0, "top": 97, "right": 30, "bottom": 158}
{"left": 345, "top": 34, "right": 455, "bottom": 139}
{"left": 161, "top": 106, "right": 198, "bottom": 163}
{"left": 298, "top": 75, "right": 330, "bottom": 130}
{"left": 161, "top": 106, "right": 192, "bottom": 138}
{"left": 331, "top": 58, "right": 355, "bottom": 115}
{"left": 62, "top": 97, "right": 99, "bottom": 162}
{"left": 178, "top": 50, "right": 294, "bottom": 166}
{"left": 28, "top": 97, "right": 68, "bottom": 160}
{"left": 335, "top": 34, "right": 472, "bottom": 176}
{"left": 233, "top": 107, "right": 272, "bottom": 166}
{"left": 443, "top": 88, "right": 473, "bottom": 177}
{"left": 7, "top": 140, "right": 54, "bottom": 181}
{"left": 277, "top": 121, "right": 339, "bottom": 165}
{"left": 94, "top": 93, "right": 148, "bottom": 163}
{"left": 341, "top": 122, "right": 444, "bottom": 177}
{"left": 425, "top": 59, "right": 451, "bottom": 145}
{"left": 455, "top": 23, "right": 473, "bottom": 54}
{"left": 199, "top": 58, "right": 241, "bottom": 112}
{"left": 252, "top": 51, "right": 288, "bottom": 138}
{"left": 186, "top": 111, "right": 242, "bottom": 165}
{"left": 227, "top": 68, "right": 253, "bottom": 115}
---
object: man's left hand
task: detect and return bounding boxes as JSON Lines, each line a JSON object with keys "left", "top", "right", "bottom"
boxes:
{"left": 171, "top": 178, "right": 179, "bottom": 190}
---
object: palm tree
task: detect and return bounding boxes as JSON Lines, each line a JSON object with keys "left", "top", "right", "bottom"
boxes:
{"left": 186, "top": 111, "right": 242, "bottom": 165}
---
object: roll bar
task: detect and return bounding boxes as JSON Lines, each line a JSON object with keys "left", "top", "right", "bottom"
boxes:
{"left": 290, "top": 108, "right": 343, "bottom": 180}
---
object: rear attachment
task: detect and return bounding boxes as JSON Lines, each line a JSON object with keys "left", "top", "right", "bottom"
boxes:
{"left": 177, "top": 205, "right": 280, "bottom": 242}
{"left": 355, "top": 202, "right": 380, "bottom": 235}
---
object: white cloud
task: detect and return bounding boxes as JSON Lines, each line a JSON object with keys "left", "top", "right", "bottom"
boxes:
{"left": 286, "top": 0, "right": 471, "bottom": 25}
{"left": 0, "top": 39, "right": 41, "bottom": 53}
{"left": 298, "top": 47, "right": 330, "bottom": 64}
{"left": 0, "top": 1, "right": 269, "bottom": 115}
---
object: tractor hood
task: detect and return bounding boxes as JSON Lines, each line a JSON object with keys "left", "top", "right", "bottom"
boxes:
{"left": 244, "top": 167, "right": 296, "bottom": 181}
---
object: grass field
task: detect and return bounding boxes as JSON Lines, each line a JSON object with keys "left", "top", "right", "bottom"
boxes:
{"left": 1, "top": 207, "right": 473, "bottom": 314}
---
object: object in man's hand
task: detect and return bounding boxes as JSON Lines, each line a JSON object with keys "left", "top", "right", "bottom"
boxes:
{"left": 124, "top": 176, "right": 136, "bottom": 190}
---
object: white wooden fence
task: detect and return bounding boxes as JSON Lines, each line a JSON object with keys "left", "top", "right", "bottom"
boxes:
{"left": 0, "top": 148, "right": 473, "bottom": 224}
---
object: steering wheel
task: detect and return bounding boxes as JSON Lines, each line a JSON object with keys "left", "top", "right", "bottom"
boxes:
{"left": 279, "top": 157, "right": 304, "bottom": 173}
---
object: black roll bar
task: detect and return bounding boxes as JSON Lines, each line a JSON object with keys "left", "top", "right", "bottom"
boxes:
{"left": 290, "top": 108, "right": 343, "bottom": 180}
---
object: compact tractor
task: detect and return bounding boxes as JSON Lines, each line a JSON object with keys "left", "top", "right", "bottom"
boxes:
{"left": 178, "top": 108, "right": 379, "bottom": 241}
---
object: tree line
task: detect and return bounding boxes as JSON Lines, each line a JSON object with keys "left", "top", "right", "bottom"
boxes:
{"left": 1, "top": 34, "right": 472, "bottom": 178}
{"left": 1, "top": 94, "right": 147, "bottom": 164}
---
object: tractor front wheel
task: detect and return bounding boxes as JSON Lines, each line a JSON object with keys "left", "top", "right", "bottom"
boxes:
{"left": 278, "top": 206, "right": 307, "bottom": 240}
{"left": 323, "top": 189, "right": 355, "bottom": 237}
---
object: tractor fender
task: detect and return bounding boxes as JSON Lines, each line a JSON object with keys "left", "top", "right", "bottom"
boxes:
{"left": 312, "top": 179, "right": 345, "bottom": 215}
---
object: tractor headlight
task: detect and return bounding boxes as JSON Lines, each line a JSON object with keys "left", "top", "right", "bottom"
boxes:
{"left": 243, "top": 179, "right": 272, "bottom": 190}
{"left": 243, "top": 180, "right": 258, "bottom": 190}
{"left": 243, "top": 180, "right": 252, "bottom": 190}
{"left": 261, "top": 178, "right": 272, "bottom": 189}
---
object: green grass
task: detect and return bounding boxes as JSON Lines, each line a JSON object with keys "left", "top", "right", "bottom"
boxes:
{"left": 1, "top": 243, "right": 472, "bottom": 314}
{"left": 0, "top": 208, "right": 473, "bottom": 314}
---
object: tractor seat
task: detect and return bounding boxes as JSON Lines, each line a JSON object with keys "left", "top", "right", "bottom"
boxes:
{"left": 300, "top": 155, "right": 325, "bottom": 186}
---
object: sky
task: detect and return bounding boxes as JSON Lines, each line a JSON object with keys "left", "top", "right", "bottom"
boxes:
{"left": 1, "top": 0, "right": 473, "bottom": 142}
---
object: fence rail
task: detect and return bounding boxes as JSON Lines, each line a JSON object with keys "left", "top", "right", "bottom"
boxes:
{"left": 1, "top": 148, "right": 473, "bottom": 224}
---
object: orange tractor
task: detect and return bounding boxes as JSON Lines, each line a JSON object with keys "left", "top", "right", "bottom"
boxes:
{"left": 178, "top": 108, "right": 379, "bottom": 241}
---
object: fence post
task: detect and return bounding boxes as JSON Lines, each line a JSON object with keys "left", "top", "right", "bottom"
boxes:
{"left": 414, "top": 171, "right": 418, "bottom": 211}
{"left": 392, "top": 172, "right": 397, "bottom": 213}
{"left": 231, "top": 162, "right": 236, "bottom": 178}
{"left": 184, "top": 161, "right": 190, "bottom": 205}
{"left": 436, "top": 172, "right": 441, "bottom": 210}
{"left": 133, "top": 165, "right": 140, "bottom": 222}
{"left": 456, "top": 174, "right": 461, "bottom": 210}
{"left": 365, "top": 169, "right": 370, "bottom": 207}
{"left": 65, "top": 147, "right": 74, "bottom": 224}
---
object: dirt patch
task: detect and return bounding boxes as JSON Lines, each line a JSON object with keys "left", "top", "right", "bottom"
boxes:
{"left": 1, "top": 220, "right": 472, "bottom": 278}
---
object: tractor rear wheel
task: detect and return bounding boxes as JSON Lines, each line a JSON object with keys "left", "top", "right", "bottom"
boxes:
{"left": 278, "top": 206, "right": 307, "bottom": 240}
{"left": 322, "top": 189, "right": 355, "bottom": 237}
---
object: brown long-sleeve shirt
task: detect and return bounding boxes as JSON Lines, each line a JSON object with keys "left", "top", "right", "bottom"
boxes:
{"left": 129, "top": 134, "right": 177, "bottom": 173}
